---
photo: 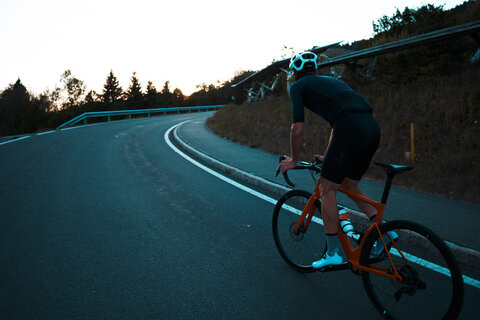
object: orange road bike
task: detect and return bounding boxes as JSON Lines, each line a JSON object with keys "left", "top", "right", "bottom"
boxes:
{"left": 272, "top": 158, "right": 464, "bottom": 319}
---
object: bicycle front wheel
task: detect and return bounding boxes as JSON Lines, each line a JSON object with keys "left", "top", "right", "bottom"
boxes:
{"left": 272, "top": 190, "right": 326, "bottom": 273}
{"left": 360, "top": 220, "right": 464, "bottom": 320}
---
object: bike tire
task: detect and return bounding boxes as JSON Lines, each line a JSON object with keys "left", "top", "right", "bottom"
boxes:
{"left": 360, "top": 220, "right": 464, "bottom": 320}
{"left": 272, "top": 189, "right": 326, "bottom": 273}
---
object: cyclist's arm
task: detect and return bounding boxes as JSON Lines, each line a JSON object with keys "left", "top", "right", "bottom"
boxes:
{"left": 277, "top": 122, "right": 304, "bottom": 173}
{"left": 290, "top": 122, "right": 304, "bottom": 162}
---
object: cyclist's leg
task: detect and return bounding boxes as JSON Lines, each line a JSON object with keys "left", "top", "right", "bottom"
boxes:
{"left": 341, "top": 113, "right": 380, "bottom": 219}
{"left": 314, "top": 114, "right": 374, "bottom": 267}
{"left": 317, "top": 119, "right": 353, "bottom": 266}
{"left": 340, "top": 178, "right": 377, "bottom": 219}
{"left": 319, "top": 177, "right": 341, "bottom": 234}
{"left": 312, "top": 177, "right": 344, "bottom": 268}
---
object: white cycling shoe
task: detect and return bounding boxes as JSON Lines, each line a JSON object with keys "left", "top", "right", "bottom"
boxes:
{"left": 312, "top": 252, "right": 343, "bottom": 269}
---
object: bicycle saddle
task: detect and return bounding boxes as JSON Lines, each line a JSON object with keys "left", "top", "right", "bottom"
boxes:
{"left": 375, "top": 162, "right": 414, "bottom": 175}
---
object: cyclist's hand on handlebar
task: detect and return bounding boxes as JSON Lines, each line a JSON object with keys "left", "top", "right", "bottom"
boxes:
{"left": 313, "top": 154, "right": 325, "bottom": 164}
{"left": 277, "top": 155, "right": 297, "bottom": 173}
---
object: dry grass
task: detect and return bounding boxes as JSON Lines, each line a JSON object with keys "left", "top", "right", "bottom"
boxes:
{"left": 207, "top": 68, "right": 480, "bottom": 204}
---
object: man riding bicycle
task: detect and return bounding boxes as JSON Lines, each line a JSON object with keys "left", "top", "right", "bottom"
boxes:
{"left": 277, "top": 51, "right": 381, "bottom": 268}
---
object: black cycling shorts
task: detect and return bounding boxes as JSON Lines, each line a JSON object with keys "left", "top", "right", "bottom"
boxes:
{"left": 321, "top": 112, "right": 380, "bottom": 184}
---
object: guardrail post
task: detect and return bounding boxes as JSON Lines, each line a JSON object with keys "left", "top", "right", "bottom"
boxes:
{"left": 108, "top": 116, "right": 111, "bottom": 122}
{"left": 366, "top": 56, "right": 378, "bottom": 78}
{"left": 84, "top": 118, "right": 87, "bottom": 125}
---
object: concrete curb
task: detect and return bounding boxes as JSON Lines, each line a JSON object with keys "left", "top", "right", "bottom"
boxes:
{"left": 171, "top": 121, "right": 480, "bottom": 273}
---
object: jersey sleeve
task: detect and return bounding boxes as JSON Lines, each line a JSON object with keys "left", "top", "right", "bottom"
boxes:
{"left": 289, "top": 83, "right": 305, "bottom": 123}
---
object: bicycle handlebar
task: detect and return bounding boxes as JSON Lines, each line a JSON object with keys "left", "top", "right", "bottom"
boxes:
{"left": 275, "top": 155, "right": 322, "bottom": 187}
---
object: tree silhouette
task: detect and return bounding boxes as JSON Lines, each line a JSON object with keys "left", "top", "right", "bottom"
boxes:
{"left": 0, "top": 79, "right": 30, "bottom": 135}
{"left": 160, "top": 81, "right": 174, "bottom": 106}
{"left": 172, "top": 88, "right": 185, "bottom": 106}
{"left": 125, "top": 72, "right": 143, "bottom": 106}
{"left": 60, "top": 70, "right": 86, "bottom": 108}
{"left": 146, "top": 81, "right": 157, "bottom": 107}
{"left": 101, "top": 70, "right": 123, "bottom": 104}
{"left": 0, "top": 79, "right": 48, "bottom": 135}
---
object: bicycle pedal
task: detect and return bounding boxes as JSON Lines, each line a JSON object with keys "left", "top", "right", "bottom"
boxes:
{"left": 316, "top": 262, "right": 349, "bottom": 272}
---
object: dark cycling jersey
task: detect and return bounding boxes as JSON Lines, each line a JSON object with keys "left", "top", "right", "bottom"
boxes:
{"left": 289, "top": 75, "right": 372, "bottom": 125}
{"left": 289, "top": 75, "right": 380, "bottom": 184}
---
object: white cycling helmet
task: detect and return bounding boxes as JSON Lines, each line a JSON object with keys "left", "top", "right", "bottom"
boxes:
{"left": 289, "top": 51, "right": 318, "bottom": 72}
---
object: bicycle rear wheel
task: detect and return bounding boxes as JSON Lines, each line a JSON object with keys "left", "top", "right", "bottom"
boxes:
{"left": 360, "top": 220, "right": 464, "bottom": 320}
{"left": 272, "top": 190, "right": 326, "bottom": 273}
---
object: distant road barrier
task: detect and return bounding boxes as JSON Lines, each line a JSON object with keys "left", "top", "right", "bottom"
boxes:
{"left": 232, "top": 20, "right": 480, "bottom": 101}
{"left": 56, "top": 105, "right": 225, "bottom": 131}
{"left": 317, "top": 20, "right": 480, "bottom": 68}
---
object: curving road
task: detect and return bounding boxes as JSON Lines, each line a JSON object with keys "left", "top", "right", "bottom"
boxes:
{"left": 0, "top": 113, "right": 477, "bottom": 319}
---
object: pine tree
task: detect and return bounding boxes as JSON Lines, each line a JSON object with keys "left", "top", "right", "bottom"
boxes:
{"left": 146, "top": 81, "right": 157, "bottom": 107}
{"left": 0, "top": 79, "right": 30, "bottom": 135}
{"left": 102, "top": 70, "right": 123, "bottom": 104}
{"left": 161, "top": 81, "right": 174, "bottom": 106}
{"left": 0, "top": 79, "right": 46, "bottom": 135}
{"left": 126, "top": 72, "right": 143, "bottom": 106}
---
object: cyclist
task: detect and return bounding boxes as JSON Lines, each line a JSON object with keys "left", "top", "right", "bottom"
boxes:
{"left": 277, "top": 51, "right": 381, "bottom": 268}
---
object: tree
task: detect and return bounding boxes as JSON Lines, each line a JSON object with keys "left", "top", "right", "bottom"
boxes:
{"left": 372, "top": 4, "right": 445, "bottom": 37}
{"left": 125, "top": 72, "right": 143, "bottom": 106}
{"left": 0, "top": 79, "right": 49, "bottom": 135}
{"left": 161, "top": 80, "right": 171, "bottom": 95}
{"left": 172, "top": 88, "right": 185, "bottom": 106}
{"left": 146, "top": 81, "right": 157, "bottom": 107}
{"left": 160, "top": 81, "right": 174, "bottom": 106}
{"left": 46, "top": 70, "right": 86, "bottom": 110}
{"left": 0, "top": 79, "right": 30, "bottom": 135}
{"left": 84, "top": 90, "right": 98, "bottom": 104}
{"left": 101, "top": 70, "right": 123, "bottom": 104}
{"left": 60, "top": 70, "right": 86, "bottom": 108}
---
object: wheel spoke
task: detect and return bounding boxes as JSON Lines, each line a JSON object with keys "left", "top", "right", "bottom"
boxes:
{"left": 273, "top": 190, "right": 325, "bottom": 272}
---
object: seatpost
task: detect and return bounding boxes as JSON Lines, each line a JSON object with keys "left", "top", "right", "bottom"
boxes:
{"left": 380, "top": 172, "right": 395, "bottom": 204}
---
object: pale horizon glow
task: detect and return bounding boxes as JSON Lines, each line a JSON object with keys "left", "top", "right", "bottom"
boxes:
{"left": 0, "top": 0, "right": 469, "bottom": 97}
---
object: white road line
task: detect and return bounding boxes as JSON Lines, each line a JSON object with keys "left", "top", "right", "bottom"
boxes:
{"left": 165, "top": 120, "right": 480, "bottom": 289}
{"left": 165, "top": 121, "right": 278, "bottom": 206}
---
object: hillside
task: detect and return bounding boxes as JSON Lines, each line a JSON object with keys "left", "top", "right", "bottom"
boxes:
{"left": 207, "top": 2, "right": 480, "bottom": 204}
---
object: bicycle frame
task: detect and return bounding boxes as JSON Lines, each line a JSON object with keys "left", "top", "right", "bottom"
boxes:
{"left": 293, "top": 177, "right": 406, "bottom": 282}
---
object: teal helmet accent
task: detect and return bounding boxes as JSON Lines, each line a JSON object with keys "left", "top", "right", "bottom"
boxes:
{"left": 289, "top": 51, "right": 318, "bottom": 72}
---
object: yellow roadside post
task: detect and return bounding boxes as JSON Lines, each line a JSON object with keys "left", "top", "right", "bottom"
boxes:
{"left": 410, "top": 122, "right": 415, "bottom": 164}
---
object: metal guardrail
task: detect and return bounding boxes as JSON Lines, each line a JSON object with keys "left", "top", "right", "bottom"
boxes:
{"left": 56, "top": 105, "right": 225, "bottom": 130}
{"left": 232, "top": 20, "right": 480, "bottom": 101}
{"left": 318, "top": 20, "right": 480, "bottom": 68}
{"left": 230, "top": 41, "right": 342, "bottom": 89}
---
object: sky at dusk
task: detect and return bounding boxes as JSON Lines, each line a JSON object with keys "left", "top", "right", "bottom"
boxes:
{"left": 0, "top": 0, "right": 469, "bottom": 96}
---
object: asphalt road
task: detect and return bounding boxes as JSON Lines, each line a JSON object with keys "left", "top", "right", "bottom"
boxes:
{"left": 1, "top": 113, "right": 478, "bottom": 319}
